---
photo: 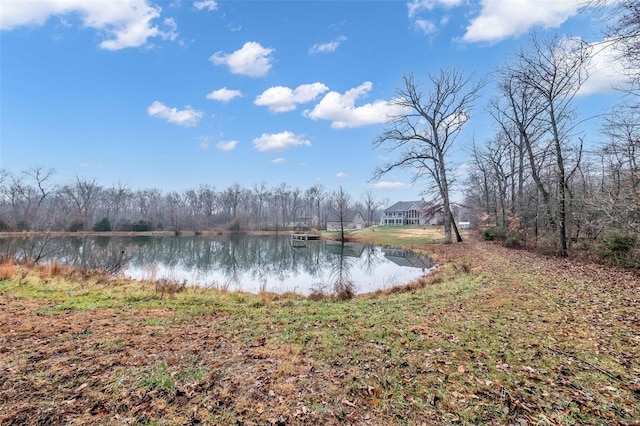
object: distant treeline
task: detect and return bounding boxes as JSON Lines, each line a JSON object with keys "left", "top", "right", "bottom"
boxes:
{"left": 0, "top": 174, "right": 385, "bottom": 234}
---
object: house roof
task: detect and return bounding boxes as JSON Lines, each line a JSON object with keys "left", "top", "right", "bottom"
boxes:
{"left": 384, "top": 201, "right": 425, "bottom": 213}
{"left": 326, "top": 210, "right": 363, "bottom": 223}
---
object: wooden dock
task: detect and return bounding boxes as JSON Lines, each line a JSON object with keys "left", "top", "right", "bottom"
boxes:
{"left": 290, "top": 233, "right": 320, "bottom": 247}
{"left": 291, "top": 233, "right": 321, "bottom": 241}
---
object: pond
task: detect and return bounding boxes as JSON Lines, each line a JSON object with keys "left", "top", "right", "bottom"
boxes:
{"left": 0, "top": 235, "right": 436, "bottom": 295}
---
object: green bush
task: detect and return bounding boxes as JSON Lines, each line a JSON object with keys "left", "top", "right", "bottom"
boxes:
{"left": 67, "top": 220, "right": 84, "bottom": 232}
{"left": 597, "top": 232, "right": 638, "bottom": 268}
{"left": 122, "top": 220, "right": 153, "bottom": 232}
{"left": 603, "top": 232, "right": 636, "bottom": 252}
{"left": 92, "top": 217, "right": 112, "bottom": 232}
{"left": 505, "top": 231, "right": 525, "bottom": 248}
{"left": 481, "top": 226, "right": 507, "bottom": 241}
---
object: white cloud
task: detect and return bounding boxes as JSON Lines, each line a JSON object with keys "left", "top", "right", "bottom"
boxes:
{"left": 439, "top": 111, "right": 469, "bottom": 134}
{"left": 199, "top": 136, "right": 211, "bottom": 149}
{"left": 580, "top": 38, "right": 632, "bottom": 95}
{"left": 414, "top": 19, "right": 437, "bottom": 35}
{"left": 193, "top": 0, "right": 217, "bottom": 11}
{"left": 271, "top": 157, "right": 285, "bottom": 164}
{"left": 206, "top": 87, "right": 243, "bottom": 102}
{"left": 0, "top": 0, "right": 177, "bottom": 50}
{"left": 367, "top": 181, "right": 413, "bottom": 189}
{"left": 407, "top": 0, "right": 463, "bottom": 35}
{"left": 147, "top": 101, "right": 203, "bottom": 127}
{"left": 253, "top": 131, "right": 311, "bottom": 152}
{"left": 453, "top": 162, "right": 471, "bottom": 179}
{"left": 161, "top": 18, "right": 178, "bottom": 42}
{"left": 79, "top": 162, "right": 104, "bottom": 169}
{"left": 309, "top": 35, "right": 347, "bottom": 54}
{"left": 304, "top": 82, "right": 401, "bottom": 129}
{"left": 407, "top": 0, "right": 463, "bottom": 19}
{"left": 217, "top": 140, "right": 238, "bottom": 151}
{"left": 210, "top": 41, "right": 274, "bottom": 77}
{"left": 255, "top": 82, "right": 329, "bottom": 113}
{"left": 462, "top": 0, "right": 580, "bottom": 43}
{"left": 336, "top": 172, "right": 348, "bottom": 178}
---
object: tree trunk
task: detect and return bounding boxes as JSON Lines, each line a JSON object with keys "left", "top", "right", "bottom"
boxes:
{"left": 451, "top": 209, "right": 463, "bottom": 242}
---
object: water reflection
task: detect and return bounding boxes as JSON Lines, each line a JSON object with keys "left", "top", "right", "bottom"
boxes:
{"left": 0, "top": 235, "right": 435, "bottom": 295}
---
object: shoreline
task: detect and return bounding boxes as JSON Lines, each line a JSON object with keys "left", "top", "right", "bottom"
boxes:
{"left": 0, "top": 229, "right": 322, "bottom": 238}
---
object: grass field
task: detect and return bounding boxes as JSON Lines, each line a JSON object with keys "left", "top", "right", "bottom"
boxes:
{"left": 1, "top": 228, "right": 638, "bottom": 425}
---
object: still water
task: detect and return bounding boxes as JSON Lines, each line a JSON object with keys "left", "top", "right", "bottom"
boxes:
{"left": 2, "top": 235, "right": 435, "bottom": 295}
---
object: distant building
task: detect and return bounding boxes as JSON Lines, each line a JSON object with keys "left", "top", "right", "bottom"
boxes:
{"left": 380, "top": 201, "right": 441, "bottom": 226}
{"left": 293, "top": 222, "right": 309, "bottom": 232}
{"left": 326, "top": 211, "right": 366, "bottom": 231}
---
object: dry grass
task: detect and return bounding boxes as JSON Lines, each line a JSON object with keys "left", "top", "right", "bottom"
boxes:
{"left": 0, "top": 259, "right": 15, "bottom": 280}
{"left": 154, "top": 278, "right": 186, "bottom": 298}
{"left": 34, "top": 261, "right": 73, "bottom": 278}
{"left": 0, "top": 234, "right": 638, "bottom": 425}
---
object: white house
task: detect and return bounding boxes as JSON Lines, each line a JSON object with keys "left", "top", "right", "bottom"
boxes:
{"left": 380, "top": 201, "right": 441, "bottom": 226}
{"left": 326, "top": 211, "right": 366, "bottom": 231}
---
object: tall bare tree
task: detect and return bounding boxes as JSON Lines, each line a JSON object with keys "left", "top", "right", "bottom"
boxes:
{"left": 330, "top": 186, "right": 351, "bottom": 242}
{"left": 511, "top": 35, "right": 589, "bottom": 255}
{"left": 63, "top": 177, "right": 101, "bottom": 230}
{"left": 361, "top": 190, "right": 383, "bottom": 227}
{"left": 24, "top": 166, "right": 56, "bottom": 230}
{"left": 373, "top": 68, "right": 483, "bottom": 243}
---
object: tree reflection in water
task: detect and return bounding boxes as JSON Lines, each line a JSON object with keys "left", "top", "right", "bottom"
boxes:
{"left": 0, "top": 235, "right": 434, "bottom": 295}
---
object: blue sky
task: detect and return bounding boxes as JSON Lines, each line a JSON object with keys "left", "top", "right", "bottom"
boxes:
{"left": 0, "top": 0, "right": 630, "bottom": 202}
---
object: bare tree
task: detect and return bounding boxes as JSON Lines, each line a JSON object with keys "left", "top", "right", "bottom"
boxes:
{"left": 374, "top": 68, "right": 483, "bottom": 243}
{"left": 100, "top": 181, "right": 131, "bottom": 230}
{"left": 198, "top": 184, "right": 218, "bottom": 229}
{"left": 63, "top": 177, "right": 101, "bottom": 231}
{"left": 511, "top": 35, "right": 589, "bottom": 255}
{"left": 165, "top": 191, "right": 187, "bottom": 233}
{"left": 252, "top": 182, "right": 270, "bottom": 230}
{"left": 272, "top": 183, "right": 291, "bottom": 232}
{"left": 305, "top": 184, "right": 325, "bottom": 228}
{"left": 597, "top": 109, "right": 640, "bottom": 233}
{"left": 593, "top": 0, "right": 640, "bottom": 93}
{"left": 471, "top": 137, "right": 514, "bottom": 229}
{"left": 24, "top": 166, "right": 56, "bottom": 230}
{"left": 361, "top": 190, "right": 382, "bottom": 227}
{"left": 330, "top": 186, "right": 352, "bottom": 242}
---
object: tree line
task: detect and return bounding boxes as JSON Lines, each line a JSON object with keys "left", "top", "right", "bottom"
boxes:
{"left": 0, "top": 171, "right": 386, "bottom": 234}
{"left": 374, "top": 2, "right": 638, "bottom": 264}
{"left": 465, "top": 34, "right": 638, "bottom": 257}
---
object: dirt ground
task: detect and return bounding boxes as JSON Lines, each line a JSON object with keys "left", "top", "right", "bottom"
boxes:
{"left": 0, "top": 298, "right": 362, "bottom": 425}
{"left": 1, "top": 235, "right": 639, "bottom": 425}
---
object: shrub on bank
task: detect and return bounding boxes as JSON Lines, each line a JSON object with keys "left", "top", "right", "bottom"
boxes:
{"left": 67, "top": 220, "right": 84, "bottom": 232}
{"left": 93, "top": 217, "right": 112, "bottom": 232}
{"left": 121, "top": 220, "right": 154, "bottom": 232}
{"left": 481, "top": 226, "right": 507, "bottom": 241}
{"left": 597, "top": 232, "right": 638, "bottom": 268}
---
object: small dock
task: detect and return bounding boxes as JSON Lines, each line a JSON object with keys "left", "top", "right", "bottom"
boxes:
{"left": 291, "top": 233, "right": 320, "bottom": 247}
{"left": 292, "top": 233, "right": 320, "bottom": 241}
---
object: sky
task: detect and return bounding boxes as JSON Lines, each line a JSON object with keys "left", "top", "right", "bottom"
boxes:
{"left": 0, "top": 0, "right": 631, "bottom": 203}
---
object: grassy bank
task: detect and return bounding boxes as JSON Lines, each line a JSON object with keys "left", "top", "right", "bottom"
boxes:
{"left": 1, "top": 228, "right": 638, "bottom": 425}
